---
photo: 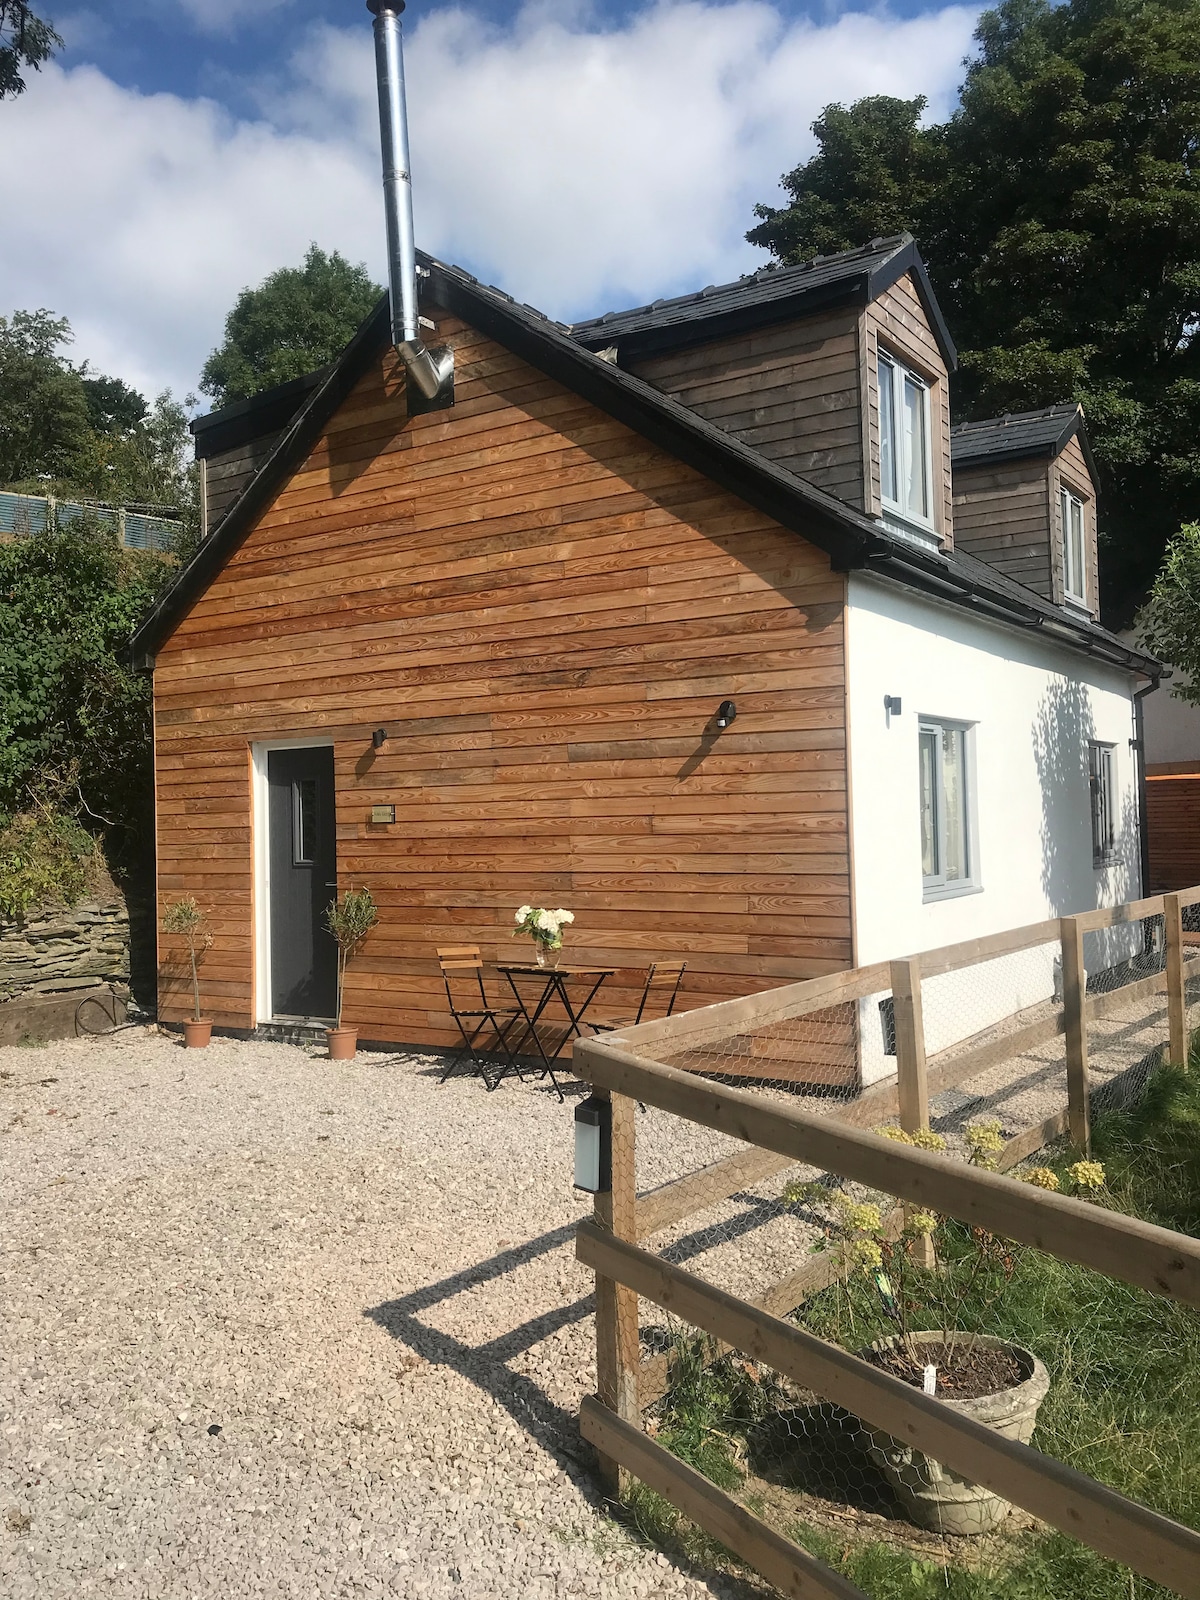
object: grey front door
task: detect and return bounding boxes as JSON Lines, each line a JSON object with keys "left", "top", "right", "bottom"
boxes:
{"left": 268, "top": 746, "right": 337, "bottom": 1019}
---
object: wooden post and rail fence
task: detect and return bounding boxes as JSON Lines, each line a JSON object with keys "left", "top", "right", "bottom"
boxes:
{"left": 574, "top": 885, "right": 1200, "bottom": 1598}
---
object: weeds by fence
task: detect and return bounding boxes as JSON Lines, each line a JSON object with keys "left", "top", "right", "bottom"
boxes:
{"left": 573, "top": 885, "right": 1200, "bottom": 1598}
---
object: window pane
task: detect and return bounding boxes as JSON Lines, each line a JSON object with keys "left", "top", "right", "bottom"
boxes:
{"left": 919, "top": 729, "right": 939, "bottom": 878}
{"left": 879, "top": 358, "right": 897, "bottom": 504}
{"left": 293, "top": 778, "right": 316, "bottom": 865}
{"left": 903, "top": 375, "right": 929, "bottom": 520}
{"left": 1070, "top": 498, "right": 1085, "bottom": 599}
{"left": 941, "top": 726, "right": 967, "bottom": 881}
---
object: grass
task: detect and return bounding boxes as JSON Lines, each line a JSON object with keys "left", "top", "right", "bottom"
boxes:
{"left": 626, "top": 1050, "right": 1200, "bottom": 1599}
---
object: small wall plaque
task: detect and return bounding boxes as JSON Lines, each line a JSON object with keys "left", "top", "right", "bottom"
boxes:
{"left": 370, "top": 804, "right": 396, "bottom": 824}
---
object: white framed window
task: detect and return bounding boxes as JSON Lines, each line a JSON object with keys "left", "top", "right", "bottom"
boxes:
{"left": 1062, "top": 487, "right": 1087, "bottom": 604}
{"left": 1089, "top": 741, "right": 1117, "bottom": 866}
{"left": 879, "top": 350, "right": 934, "bottom": 533}
{"left": 919, "top": 718, "right": 979, "bottom": 899}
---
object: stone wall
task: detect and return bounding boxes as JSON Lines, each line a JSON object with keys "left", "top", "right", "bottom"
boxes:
{"left": 0, "top": 893, "right": 130, "bottom": 1003}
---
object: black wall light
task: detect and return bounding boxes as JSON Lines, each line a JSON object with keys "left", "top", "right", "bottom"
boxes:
{"left": 884, "top": 695, "right": 902, "bottom": 717}
{"left": 372, "top": 727, "right": 388, "bottom": 749}
{"left": 574, "top": 1094, "right": 612, "bottom": 1193}
{"left": 715, "top": 699, "right": 737, "bottom": 730}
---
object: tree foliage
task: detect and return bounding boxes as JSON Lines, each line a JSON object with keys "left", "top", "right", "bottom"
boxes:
{"left": 200, "top": 244, "right": 383, "bottom": 407}
{"left": 748, "top": 0, "right": 1200, "bottom": 621}
{"left": 0, "top": 518, "right": 169, "bottom": 839}
{"left": 1137, "top": 522, "right": 1200, "bottom": 699}
{"left": 0, "top": 309, "right": 198, "bottom": 542}
{"left": 0, "top": 1, "right": 60, "bottom": 98}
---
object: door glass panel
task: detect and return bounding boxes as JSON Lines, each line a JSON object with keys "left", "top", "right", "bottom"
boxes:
{"left": 879, "top": 357, "right": 897, "bottom": 504}
{"left": 903, "top": 374, "right": 928, "bottom": 520}
{"left": 941, "top": 726, "right": 967, "bottom": 881}
{"left": 292, "top": 778, "right": 317, "bottom": 865}
{"left": 919, "top": 728, "right": 939, "bottom": 878}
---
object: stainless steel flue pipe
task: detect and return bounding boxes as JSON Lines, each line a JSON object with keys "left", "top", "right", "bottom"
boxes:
{"left": 367, "top": 0, "right": 453, "bottom": 405}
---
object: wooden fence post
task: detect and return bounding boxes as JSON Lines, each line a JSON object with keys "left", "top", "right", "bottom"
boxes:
{"left": 1060, "top": 915, "right": 1090, "bottom": 1155}
{"left": 593, "top": 1087, "right": 640, "bottom": 1495}
{"left": 1165, "top": 892, "right": 1188, "bottom": 1068}
{"left": 890, "top": 957, "right": 935, "bottom": 1268}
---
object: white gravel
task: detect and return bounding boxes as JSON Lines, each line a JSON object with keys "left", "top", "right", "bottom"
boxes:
{"left": 0, "top": 1030, "right": 739, "bottom": 1600}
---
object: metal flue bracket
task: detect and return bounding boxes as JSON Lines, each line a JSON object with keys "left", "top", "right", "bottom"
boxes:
{"left": 368, "top": 0, "right": 454, "bottom": 414}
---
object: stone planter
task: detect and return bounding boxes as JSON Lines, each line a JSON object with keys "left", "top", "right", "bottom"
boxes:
{"left": 327, "top": 1026, "right": 357, "bottom": 1060}
{"left": 183, "top": 1019, "right": 213, "bottom": 1049}
{"left": 863, "top": 1332, "right": 1050, "bottom": 1536}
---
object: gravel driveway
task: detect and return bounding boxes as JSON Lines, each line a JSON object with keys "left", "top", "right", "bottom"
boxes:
{"left": 0, "top": 1030, "right": 734, "bottom": 1600}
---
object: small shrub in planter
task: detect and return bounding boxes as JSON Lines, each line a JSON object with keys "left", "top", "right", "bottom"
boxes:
{"left": 786, "top": 1122, "right": 1107, "bottom": 1535}
{"left": 161, "top": 895, "right": 213, "bottom": 1047}
{"left": 324, "top": 886, "right": 378, "bottom": 1059}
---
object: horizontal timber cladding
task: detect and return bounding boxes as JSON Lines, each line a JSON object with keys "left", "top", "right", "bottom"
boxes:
{"left": 1146, "top": 765, "right": 1200, "bottom": 892}
{"left": 863, "top": 273, "right": 954, "bottom": 544}
{"left": 628, "top": 307, "right": 866, "bottom": 511}
{"left": 153, "top": 311, "right": 853, "bottom": 1044}
{"left": 952, "top": 458, "right": 1054, "bottom": 600}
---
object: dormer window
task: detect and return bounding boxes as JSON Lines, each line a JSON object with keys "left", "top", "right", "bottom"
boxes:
{"left": 879, "top": 351, "right": 934, "bottom": 535}
{"left": 1062, "top": 487, "right": 1087, "bottom": 605}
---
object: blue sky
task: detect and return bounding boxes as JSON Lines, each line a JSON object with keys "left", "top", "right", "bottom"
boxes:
{"left": 7, "top": 0, "right": 981, "bottom": 401}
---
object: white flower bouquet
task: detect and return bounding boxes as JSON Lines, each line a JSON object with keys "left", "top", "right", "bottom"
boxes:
{"left": 513, "top": 904, "right": 575, "bottom": 963}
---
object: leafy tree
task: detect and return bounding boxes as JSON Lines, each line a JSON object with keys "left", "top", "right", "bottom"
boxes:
{"left": 200, "top": 244, "right": 383, "bottom": 407}
{"left": 0, "top": 2, "right": 61, "bottom": 98}
{"left": 748, "top": 0, "right": 1200, "bottom": 622}
{"left": 81, "top": 372, "right": 148, "bottom": 435}
{"left": 1137, "top": 522, "right": 1200, "bottom": 697}
{"left": 0, "top": 517, "right": 168, "bottom": 838}
{"left": 0, "top": 310, "right": 92, "bottom": 485}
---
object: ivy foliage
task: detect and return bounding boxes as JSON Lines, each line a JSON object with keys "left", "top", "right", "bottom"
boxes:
{"left": 0, "top": 516, "right": 170, "bottom": 839}
{"left": 748, "top": 0, "right": 1200, "bottom": 621}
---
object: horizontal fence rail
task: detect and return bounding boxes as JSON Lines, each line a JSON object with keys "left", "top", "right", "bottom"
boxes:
{"left": 579, "top": 1223, "right": 1200, "bottom": 1599}
{"left": 577, "top": 883, "right": 1200, "bottom": 1600}
{"left": 575, "top": 1036, "right": 1200, "bottom": 1312}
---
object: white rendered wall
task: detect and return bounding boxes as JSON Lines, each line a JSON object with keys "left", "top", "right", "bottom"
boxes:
{"left": 847, "top": 573, "right": 1144, "bottom": 1079}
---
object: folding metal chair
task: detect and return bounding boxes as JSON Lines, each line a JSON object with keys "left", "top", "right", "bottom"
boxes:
{"left": 590, "top": 961, "right": 687, "bottom": 1033}
{"left": 436, "top": 946, "right": 523, "bottom": 1090}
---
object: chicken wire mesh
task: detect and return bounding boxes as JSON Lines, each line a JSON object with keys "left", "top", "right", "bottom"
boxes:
{"left": 623, "top": 1094, "right": 1200, "bottom": 1599}
{"left": 588, "top": 914, "right": 1200, "bottom": 1598}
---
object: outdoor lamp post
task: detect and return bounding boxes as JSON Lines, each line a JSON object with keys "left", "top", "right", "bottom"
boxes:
{"left": 574, "top": 1094, "right": 611, "bottom": 1193}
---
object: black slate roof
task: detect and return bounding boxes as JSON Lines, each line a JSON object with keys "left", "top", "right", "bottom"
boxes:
{"left": 131, "top": 252, "right": 1153, "bottom": 681}
{"left": 570, "top": 234, "right": 957, "bottom": 371}
{"left": 951, "top": 404, "right": 1096, "bottom": 480}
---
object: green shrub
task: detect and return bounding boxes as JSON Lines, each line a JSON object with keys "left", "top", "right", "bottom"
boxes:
{"left": 0, "top": 802, "right": 100, "bottom": 918}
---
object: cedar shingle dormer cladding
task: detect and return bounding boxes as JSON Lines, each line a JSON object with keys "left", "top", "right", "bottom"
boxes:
{"left": 950, "top": 406, "right": 1100, "bottom": 619}
{"left": 571, "top": 235, "right": 957, "bottom": 545}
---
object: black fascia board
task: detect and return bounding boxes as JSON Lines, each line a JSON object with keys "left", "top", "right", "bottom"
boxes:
{"left": 952, "top": 408, "right": 1100, "bottom": 490}
{"left": 130, "top": 298, "right": 392, "bottom": 662}
{"left": 421, "top": 259, "right": 882, "bottom": 571}
{"left": 189, "top": 363, "right": 338, "bottom": 459}
{"left": 571, "top": 236, "right": 957, "bottom": 374}
{"left": 131, "top": 255, "right": 1150, "bottom": 684}
{"left": 576, "top": 277, "right": 870, "bottom": 364}
{"left": 864, "top": 238, "right": 957, "bottom": 372}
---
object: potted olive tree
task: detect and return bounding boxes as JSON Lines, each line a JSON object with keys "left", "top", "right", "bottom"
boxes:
{"left": 324, "top": 886, "right": 378, "bottom": 1060}
{"left": 789, "top": 1126, "right": 1106, "bottom": 1536}
{"left": 161, "top": 895, "right": 213, "bottom": 1048}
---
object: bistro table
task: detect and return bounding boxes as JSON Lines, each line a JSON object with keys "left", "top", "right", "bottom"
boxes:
{"left": 495, "top": 963, "right": 616, "bottom": 1100}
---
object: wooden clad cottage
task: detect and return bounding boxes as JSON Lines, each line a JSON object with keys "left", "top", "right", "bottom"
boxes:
{"left": 137, "top": 237, "right": 1161, "bottom": 1061}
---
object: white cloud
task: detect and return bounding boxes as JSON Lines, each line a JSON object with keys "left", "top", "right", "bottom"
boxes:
{"left": 0, "top": 0, "right": 978, "bottom": 402}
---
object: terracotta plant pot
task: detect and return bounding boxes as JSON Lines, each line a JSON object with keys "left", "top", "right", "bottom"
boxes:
{"left": 863, "top": 1332, "right": 1050, "bottom": 1536}
{"left": 183, "top": 1019, "right": 213, "bottom": 1049}
{"left": 326, "top": 1026, "right": 358, "bottom": 1060}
